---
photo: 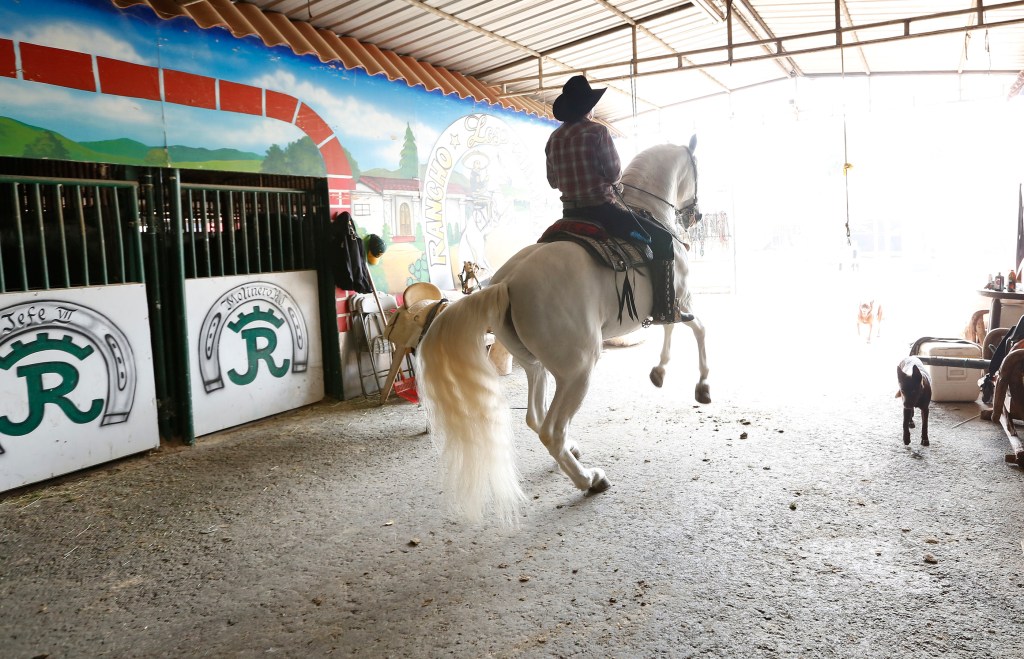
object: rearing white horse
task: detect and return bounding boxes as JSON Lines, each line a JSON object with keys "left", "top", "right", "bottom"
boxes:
{"left": 417, "top": 139, "right": 709, "bottom": 525}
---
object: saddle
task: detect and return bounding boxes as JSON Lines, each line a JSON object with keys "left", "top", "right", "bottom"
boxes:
{"left": 538, "top": 219, "right": 653, "bottom": 271}
{"left": 538, "top": 218, "right": 653, "bottom": 323}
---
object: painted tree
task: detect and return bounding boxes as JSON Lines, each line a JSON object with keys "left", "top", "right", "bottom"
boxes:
{"left": 24, "top": 131, "right": 68, "bottom": 159}
{"left": 144, "top": 148, "right": 167, "bottom": 166}
{"left": 343, "top": 145, "right": 361, "bottom": 183}
{"left": 284, "top": 137, "right": 325, "bottom": 176}
{"left": 260, "top": 137, "right": 325, "bottom": 176}
{"left": 398, "top": 123, "right": 418, "bottom": 179}
{"left": 261, "top": 144, "right": 287, "bottom": 174}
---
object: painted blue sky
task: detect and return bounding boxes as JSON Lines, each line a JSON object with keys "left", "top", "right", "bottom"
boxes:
{"left": 0, "top": 0, "right": 555, "bottom": 172}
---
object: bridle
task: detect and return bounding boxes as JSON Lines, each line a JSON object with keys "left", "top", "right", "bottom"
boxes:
{"left": 620, "top": 147, "right": 702, "bottom": 231}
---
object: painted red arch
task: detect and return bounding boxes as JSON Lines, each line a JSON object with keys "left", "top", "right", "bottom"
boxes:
{"left": 0, "top": 39, "right": 354, "bottom": 212}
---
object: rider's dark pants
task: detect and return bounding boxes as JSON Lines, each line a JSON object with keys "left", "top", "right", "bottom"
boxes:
{"left": 566, "top": 202, "right": 673, "bottom": 260}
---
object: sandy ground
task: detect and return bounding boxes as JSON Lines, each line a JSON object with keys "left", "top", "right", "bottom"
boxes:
{"left": 2, "top": 290, "right": 1024, "bottom": 658}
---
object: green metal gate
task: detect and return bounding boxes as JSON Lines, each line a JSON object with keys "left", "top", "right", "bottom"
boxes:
{"left": 0, "top": 174, "right": 144, "bottom": 292}
{"left": 0, "top": 161, "right": 341, "bottom": 446}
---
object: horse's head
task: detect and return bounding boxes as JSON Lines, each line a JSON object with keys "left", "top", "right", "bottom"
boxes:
{"left": 621, "top": 140, "right": 700, "bottom": 232}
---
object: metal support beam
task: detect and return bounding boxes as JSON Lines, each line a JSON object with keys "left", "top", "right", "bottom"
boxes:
{"left": 472, "top": 3, "right": 697, "bottom": 79}
{"left": 496, "top": 1, "right": 1024, "bottom": 95}
{"left": 483, "top": 1, "right": 729, "bottom": 118}
{"left": 839, "top": 0, "right": 871, "bottom": 75}
{"left": 691, "top": 0, "right": 724, "bottom": 23}
{"left": 731, "top": 0, "right": 803, "bottom": 77}
{"left": 835, "top": 0, "right": 842, "bottom": 46}
{"left": 727, "top": 0, "right": 734, "bottom": 64}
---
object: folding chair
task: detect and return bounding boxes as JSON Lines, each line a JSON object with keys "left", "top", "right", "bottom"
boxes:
{"left": 350, "top": 292, "right": 405, "bottom": 397}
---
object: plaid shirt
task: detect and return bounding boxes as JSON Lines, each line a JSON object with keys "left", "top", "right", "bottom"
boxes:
{"left": 545, "top": 118, "right": 621, "bottom": 206}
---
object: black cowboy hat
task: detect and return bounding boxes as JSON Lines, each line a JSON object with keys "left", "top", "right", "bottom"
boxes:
{"left": 552, "top": 75, "right": 606, "bottom": 122}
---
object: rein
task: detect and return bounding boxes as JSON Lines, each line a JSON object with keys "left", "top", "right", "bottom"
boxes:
{"left": 621, "top": 182, "right": 676, "bottom": 211}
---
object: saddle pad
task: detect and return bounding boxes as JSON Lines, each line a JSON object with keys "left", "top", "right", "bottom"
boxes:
{"left": 538, "top": 220, "right": 651, "bottom": 272}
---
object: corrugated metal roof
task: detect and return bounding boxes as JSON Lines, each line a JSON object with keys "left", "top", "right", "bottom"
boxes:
{"left": 111, "top": 0, "right": 555, "bottom": 119}
{"left": 115, "top": 1, "right": 1024, "bottom": 126}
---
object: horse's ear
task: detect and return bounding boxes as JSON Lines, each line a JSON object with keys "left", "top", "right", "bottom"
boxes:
{"left": 688, "top": 134, "right": 697, "bottom": 153}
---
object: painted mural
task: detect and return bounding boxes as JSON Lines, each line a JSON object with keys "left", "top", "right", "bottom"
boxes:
{"left": 0, "top": 0, "right": 562, "bottom": 293}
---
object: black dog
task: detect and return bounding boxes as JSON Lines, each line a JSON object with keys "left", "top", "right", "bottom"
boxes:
{"left": 896, "top": 356, "right": 931, "bottom": 446}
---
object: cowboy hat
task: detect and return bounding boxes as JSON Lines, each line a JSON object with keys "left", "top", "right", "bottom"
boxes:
{"left": 552, "top": 75, "right": 606, "bottom": 122}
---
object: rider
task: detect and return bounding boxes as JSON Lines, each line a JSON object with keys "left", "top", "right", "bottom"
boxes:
{"left": 545, "top": 75, "right": 688, "bottom": 324}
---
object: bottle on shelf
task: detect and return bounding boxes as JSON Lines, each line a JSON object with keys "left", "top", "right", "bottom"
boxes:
{"left": 994, "top": 272, "right": 1005, "bottom": 291}
{"left": 1010, "top": 268, "right": 1018, "bottom": 293}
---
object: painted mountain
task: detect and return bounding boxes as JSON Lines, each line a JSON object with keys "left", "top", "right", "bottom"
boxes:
{"left": 0, "top": 117, "right": 263, "bottom": 170}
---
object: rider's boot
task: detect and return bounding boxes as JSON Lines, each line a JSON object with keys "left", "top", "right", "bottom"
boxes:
{"left": 649, "top": 260, "right": 694, "bottom": 325}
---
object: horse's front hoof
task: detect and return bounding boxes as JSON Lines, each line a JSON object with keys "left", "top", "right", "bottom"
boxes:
{"left": 695, "top": 382, "right": 711, "bottom": 404}
{"left": 588, "top": 476, "right": 612, "bottom": 494}
{"left": 650, "top": 367, "right": 665, "bottom": 388}
{"left": 570, "top": 445, "right": 583, "bottom": 459}
{"left": 921, "top": 437, "right": 929, "bottom": 447}
{"left": 903, "top": 436, "right": 911, "bottom": 446}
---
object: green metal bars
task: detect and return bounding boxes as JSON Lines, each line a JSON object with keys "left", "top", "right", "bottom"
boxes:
{"left": 0, "top": 175, "right": 144, "bottom": 292}
{"left": 179, "top": 183, "right": 315, "bottom": 279}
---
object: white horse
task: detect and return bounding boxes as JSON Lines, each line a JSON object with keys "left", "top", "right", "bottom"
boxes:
{"left": 417, "top": 139, "right": 709, "bottom": 525}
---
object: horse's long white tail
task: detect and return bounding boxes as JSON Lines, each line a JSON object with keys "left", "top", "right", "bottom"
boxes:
{"left": 417, "top": 283, "right": 525, "bottom": 525}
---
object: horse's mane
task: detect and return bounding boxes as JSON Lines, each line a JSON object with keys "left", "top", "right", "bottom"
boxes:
{"left": 623, "top": 144, "right": 687, "bottom": 183}
{"left": 621, "top": 143, "right": 693, "bottom": 226}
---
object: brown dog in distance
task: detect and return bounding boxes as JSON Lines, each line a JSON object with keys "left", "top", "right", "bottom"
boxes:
{"left": 896, "top": 356, "right": 931, "bottom": 446}
{"left": 858, "top": 300, "right": 883, "bottom": 343}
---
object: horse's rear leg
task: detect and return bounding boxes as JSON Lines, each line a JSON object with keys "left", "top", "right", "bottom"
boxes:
{"left": 522, "top": 359, "right": 584, "bottom": 459}
{"left": 539, "top": 371, "right": 609, "bottom": 494}
{"left": 522, "top": 361, "right": 548, "bottom": 434}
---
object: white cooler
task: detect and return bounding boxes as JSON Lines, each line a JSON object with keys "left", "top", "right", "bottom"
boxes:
{"left": 919, "top": 341, "right": 983, "bottom": 402}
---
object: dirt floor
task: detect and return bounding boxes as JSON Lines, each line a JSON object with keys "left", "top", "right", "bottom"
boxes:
{"left": 3, "top": 291, "right": 1024, "bottom": 658}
